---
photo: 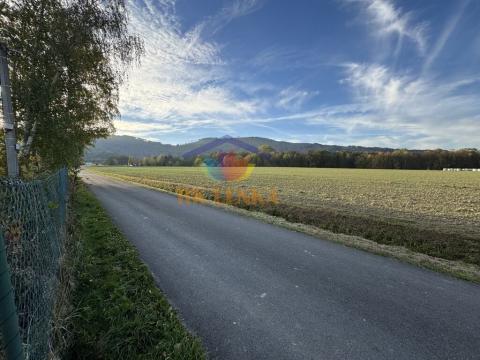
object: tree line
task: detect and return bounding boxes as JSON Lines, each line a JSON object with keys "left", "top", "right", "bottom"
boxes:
{"left": 103, "top": 148, "right": 480, "bottom": 170}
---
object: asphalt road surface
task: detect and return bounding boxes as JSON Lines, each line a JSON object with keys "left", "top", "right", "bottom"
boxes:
{"left": 82, "top": 171, "right": 480, "bottom": 360}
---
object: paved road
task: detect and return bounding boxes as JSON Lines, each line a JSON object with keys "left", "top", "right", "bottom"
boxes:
{"left": 82, "top": 172, "right": 480, "bottom": 360}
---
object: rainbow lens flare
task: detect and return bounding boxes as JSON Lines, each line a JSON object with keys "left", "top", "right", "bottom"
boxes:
{"left": 202, "top": 153, "right": 255, "bottom": 182}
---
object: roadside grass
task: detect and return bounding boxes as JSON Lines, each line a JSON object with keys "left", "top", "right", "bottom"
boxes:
{"left": 48, "top": 204, "right": 80, "bottom": 359}
{"left": 68, "top": 183, "right": 205, "bottom": 360}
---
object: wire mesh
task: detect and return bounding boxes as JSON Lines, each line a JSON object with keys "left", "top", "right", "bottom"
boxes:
{"left": 0, "top": 168, "right": 68, "bottom": 360}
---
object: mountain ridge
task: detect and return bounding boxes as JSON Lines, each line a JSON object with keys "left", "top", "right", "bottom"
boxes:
{"left": 85, "top": 135, "right": 396, "bottom": 162}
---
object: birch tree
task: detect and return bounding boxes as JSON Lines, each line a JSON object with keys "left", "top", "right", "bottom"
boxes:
{"left": 0, "top": 0, "right": 143, "bottom": 170}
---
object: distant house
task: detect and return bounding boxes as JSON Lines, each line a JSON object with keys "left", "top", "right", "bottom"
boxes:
{"left": 443, "top": 168, "right": 480, "bottom": 172}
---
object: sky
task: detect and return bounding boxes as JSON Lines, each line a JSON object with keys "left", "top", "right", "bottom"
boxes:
{"left": 117, "top": 0, "right": 480, "bottom": 149}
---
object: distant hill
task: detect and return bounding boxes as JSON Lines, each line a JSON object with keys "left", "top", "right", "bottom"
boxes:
{"left": 85, "top": 135, "right": 395, "bottom": 162}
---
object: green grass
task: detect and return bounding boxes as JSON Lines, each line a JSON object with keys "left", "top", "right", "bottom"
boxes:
{"left": 89, "top": 166, "right": 480, "bottom": 267}
{"left": 69, "top": 183, "right": 205, "bottom": 360}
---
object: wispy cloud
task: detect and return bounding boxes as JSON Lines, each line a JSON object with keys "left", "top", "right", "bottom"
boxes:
{"left": 337, "top": 62, "right": 480, "bottom": 148}
{"left": 277, "top": 87, "right": 317, "bottom": 110}
{"left": 115, "top": 119, "right": 177, "bottom": 137}
{"left": 115, "top": 0, "right": 480, "bottom": 149}
{"left": 345, "top": 0, "right": 428, "bottom": 54}
{"left": 422, "top": 0, "right": 470, "bottom": 73}
{"left": 118, "top": 0, "right": 263, "bottom": 135}
{"left": 227, "top": 64, "right": 480, "bottom": 149}
{"left": 195, "top": 0, "right": 265, "bottom": 37}
{"left": 342, "top": 63, "right": 406, "bottom": 109}
{"left": 329, "top": 0, "right": 480, "bottom": 148}
{"left": 249, "top": 45, "right": 327, "bottom": 72}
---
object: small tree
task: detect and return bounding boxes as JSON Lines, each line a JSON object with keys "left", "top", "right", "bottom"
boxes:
{"left": 258, "top": 144, "right": 275, "bottom": 153}
{"left": 193, "top": 156, "right": 204, "bottom": 167}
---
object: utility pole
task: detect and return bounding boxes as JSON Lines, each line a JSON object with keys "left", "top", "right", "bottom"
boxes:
{"left": 0, "top": 42, "right": 19, "bottom": 177}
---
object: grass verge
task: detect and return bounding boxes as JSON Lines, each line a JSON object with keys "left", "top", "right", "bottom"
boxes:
{"left": 68, "top": 182, "right": 205, "bottom": 359}
{"left": 88, "top": 172, "right": 480, "bottom": 283}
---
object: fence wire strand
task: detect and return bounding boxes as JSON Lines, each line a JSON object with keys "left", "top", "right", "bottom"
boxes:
{"left": 0, "top": 169, "right": 68, "bottom": 360}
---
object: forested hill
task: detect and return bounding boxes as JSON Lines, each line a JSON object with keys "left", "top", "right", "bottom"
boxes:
{"left": 85, "top": 135, "right": 394, "bottom": 162}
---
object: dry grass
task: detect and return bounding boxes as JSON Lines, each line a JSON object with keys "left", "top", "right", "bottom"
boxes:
{"left": 48, "top": 203, "right": 80, "bottom": 360}
{"left": 89, "top": 166, "right": 480, "bottom": 268}
{"left": 91, "top": 167, "right": 480, "bottom": 231}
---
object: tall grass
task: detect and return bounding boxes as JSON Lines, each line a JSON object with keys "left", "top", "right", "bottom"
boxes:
{"left": 67, "top": 183, "right": 205, "bottom": 359}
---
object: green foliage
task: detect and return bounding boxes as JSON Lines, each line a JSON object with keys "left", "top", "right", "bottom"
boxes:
{"left": 104, "top": 154, "right": 195, "bottom": 167}
{"left": 70, "top": 184, "right": 205, "bottom": 359}
{"left": 193, "top": 156, "right": 204, "bottom": 167}
{"left": 102, "top": 148, "right": 480, "bottom": 170}
{"left": 105, "top": 154, "right": 130, "bottom": 166}
{"left": 258, "top": 144, "right": 275, "bottom": 153}
{"left": 0, "top": 0, "right": 143, "bottom": 171}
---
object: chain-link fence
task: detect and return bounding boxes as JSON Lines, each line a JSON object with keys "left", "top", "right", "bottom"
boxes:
{"left": 0, "top": 168, "right": 68, "bottom": 360}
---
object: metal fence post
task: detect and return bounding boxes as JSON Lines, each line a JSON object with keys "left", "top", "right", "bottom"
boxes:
{"left": 0, "top": 42, "right": 19, "bottom": 178}
{"left": 0, "top": 232, "right": 24, "bottom": 360}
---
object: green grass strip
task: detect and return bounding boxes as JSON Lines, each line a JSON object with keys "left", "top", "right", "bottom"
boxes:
{"left": 69, "top": 183, "right": 205, "bottom": 359}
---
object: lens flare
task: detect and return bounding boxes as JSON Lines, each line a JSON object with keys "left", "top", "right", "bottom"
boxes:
{"left": 202, "top": 153, "right": 255, "bottom": 182}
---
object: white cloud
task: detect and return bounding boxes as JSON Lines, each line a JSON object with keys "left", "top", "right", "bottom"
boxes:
{"left": 239, "top": 64, "right": 480, "bottom": 149}
{"left": 337, "top": 63, "right": 480, "bottom": 148}
{"left": 346, "top": 0, "right": 428, "bottom": 54}
{"left": 115, "top": 0, "right": 480, "bottom": 150}
{"left": 195, "top": 0, "right": 264, "bottom": 37}
{"left": 422, "top": 0, "right": 469, "bottom": 73}
{"left": 343, "top": 63, "right": 407, "bottom": 108}
{"left": 118, "top": 0, "right": 262, "bottom": 135}
{"left": 249, "top": 45, "right": 326, "bottom": 72}
{"left": 329, "top": 0, "right": 480, "bottom": 148}
{"left": 114, "top": 119, "right": 176, "bottom": 136}
{"left": 277, "top": 87, "right": 317, "bottom": 110}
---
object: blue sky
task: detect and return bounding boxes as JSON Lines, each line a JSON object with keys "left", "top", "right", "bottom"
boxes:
{"left": 118, "top": 0, "right": 480, "bottom": 149}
